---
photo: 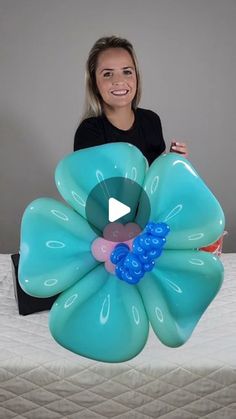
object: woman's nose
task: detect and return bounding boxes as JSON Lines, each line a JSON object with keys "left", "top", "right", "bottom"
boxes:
{"left": 112, "top": 74, "right": 124, "bottom": 84}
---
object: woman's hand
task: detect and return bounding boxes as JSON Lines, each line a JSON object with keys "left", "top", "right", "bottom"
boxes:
{"left": 170, "top": 141, "right": 189, "bottom": 157}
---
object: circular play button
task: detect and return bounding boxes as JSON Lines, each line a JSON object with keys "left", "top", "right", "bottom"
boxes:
{"left": 86, "top": 177, "right": 151, "bottom": 242}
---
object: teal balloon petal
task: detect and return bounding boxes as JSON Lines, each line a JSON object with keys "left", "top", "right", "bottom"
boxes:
{"left": 138, "top": 153, "right": 225, "bottom": 249}
{"left": 55, "top": 143, "right": 147, "bottom": 232}
{"left": 19, "top": 198, "right": 98, "bottom": 297}
{"left": 49, "top": 264, "right": 149, "bottom": 362}
{"left": 137, "top": 249, "right": 224, "bottom": 347}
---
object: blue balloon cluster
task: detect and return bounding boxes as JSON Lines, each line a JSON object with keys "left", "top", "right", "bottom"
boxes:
{"left": 110, "top": 222, "right": 170, "bottom": 284}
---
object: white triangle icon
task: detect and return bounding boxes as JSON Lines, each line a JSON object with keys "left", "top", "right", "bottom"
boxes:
{"left": 108, "top": 198, "right": 131, "bottom": 222}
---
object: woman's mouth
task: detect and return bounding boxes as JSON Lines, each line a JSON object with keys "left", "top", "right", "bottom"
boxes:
{"left": 111, "top": 89, "right": 129, "bottom": 96}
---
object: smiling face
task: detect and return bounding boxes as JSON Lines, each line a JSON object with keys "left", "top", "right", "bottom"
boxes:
{"left": 95, "top": 48, "right": 137, "bottom": 113}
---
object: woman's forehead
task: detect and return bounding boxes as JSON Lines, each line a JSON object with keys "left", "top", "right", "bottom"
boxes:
{"left": 96, "top": 48, "right": 134, "bottom": 71}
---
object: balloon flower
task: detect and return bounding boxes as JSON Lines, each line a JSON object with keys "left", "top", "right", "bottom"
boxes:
{"left": 19, "top": 143, "right": 225, "bottom": 362}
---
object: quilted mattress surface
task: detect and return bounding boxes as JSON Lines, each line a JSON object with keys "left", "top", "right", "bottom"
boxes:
{"left": 0, "top": 253, "right": 235, "bottom": 419}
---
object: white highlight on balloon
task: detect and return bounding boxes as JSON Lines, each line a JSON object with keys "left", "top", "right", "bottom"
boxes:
{"left": 100, "top": 294, "right": 111, "bottom": 325}
{"left": 44, "top": 278, "right": 58, "bottom": 287}
{"left": 72, "top": 191, "right": 86, "bottom": 207}
{"left": 46, "top": 240, "right": 65, "bottom": 248}
{"left": 150, "top": 176, "right": 159, "bottom": 194}
{"left": 188, "top": 233, "right": 204, "bottom": 240}
{"left": 64, "top": 293, "right": 78, "bottom": 309}
{"left": 96, "top": 169, "right": 105, "bottom": 183}
{"left": 132, "top": 305, "right": 140, "bottom": 325}
{"left": 189, "top": 258, "right": 204, "bottom": 266}
{"left": 96, "top": 170, "right": 110, "bottom": 199}
{"left": 131, "top": 166, "right": 137, "bottom": 181}
{"left": 155, "top": 306, "right": 164, "bottom": 322}
{"left": 166, "top": 279, "right": 182, "bottom": 294}
{"left": 164, "top": 204, "right": 183, "bottom": 221}
{"left": 51, "top": 209, "right": 69, "bottom": 221}
{"left": 173, "top": 160, "right": 198, "bottom": 177}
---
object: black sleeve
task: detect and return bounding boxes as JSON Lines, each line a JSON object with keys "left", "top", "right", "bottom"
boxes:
{"left": 147, "top": 112, "right": 166, "bottom": 164}
{"left": 74, "top": 118, "right": 105, "bottom": 151}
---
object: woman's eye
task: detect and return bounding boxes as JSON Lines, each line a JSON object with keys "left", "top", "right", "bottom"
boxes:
{"left": 123, "top": 70, "right": 132, "bottom": 75}
{"left": 103, "top": 72, "right": 112, "bottom": 78}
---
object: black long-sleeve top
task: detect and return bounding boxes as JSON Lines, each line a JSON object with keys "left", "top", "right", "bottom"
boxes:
{"left": 74, "top": 108, "right": 166, "bottom": 165}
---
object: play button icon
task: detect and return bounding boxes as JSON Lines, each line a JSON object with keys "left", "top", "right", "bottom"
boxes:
{"left": 108, "top": 198, "right": 131, "bottom": 222}
{"left": 86, "top": 176, "right": 151, "bottom": 242}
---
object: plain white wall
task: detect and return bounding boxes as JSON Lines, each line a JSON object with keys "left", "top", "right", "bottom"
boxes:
{"left": 0, "top": 0, "right": 235, "bottom": 252}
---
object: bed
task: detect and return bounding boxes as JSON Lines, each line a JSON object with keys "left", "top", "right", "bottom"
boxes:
{"left": 0, "top": 253, "right": 235, "bottom": 419}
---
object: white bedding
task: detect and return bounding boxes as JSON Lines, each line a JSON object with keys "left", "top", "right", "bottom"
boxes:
{"left": 0, "top": 253, "right": 235, "bottom": 419}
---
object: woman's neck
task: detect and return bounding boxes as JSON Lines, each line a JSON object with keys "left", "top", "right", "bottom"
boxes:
{"left": 104, "top": 106, "right": 135, "bottom": 131}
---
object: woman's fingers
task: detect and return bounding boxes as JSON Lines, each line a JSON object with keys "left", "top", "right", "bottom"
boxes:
{"left": 170, "top": 141, "right": 189, "bottom": 157}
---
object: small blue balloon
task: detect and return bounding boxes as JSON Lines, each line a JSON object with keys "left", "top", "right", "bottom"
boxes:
{"left": 110, "top": 243, "right": 129, "bottom": 264}
{"left": 143, "top": 260, "right": 155, "bottom": 272}
{"left": 132, "top": 238, "right": 145, "bottom": 256}
{"left": 152, "top": 223, "right": 170, "bottom": 237}
{"left": 144, "top": 222, "right": 156, "bottom": 234}
{"left": 147, "top": 248, "right": 162, "bottom": 259}
{"left": 150, "top": 236, "right": 163, "bottom": 248}
{"left": 130, "top": 254, "right": 142, "bottom": 270}
{"left": 123, "top": 253, "right": 139, "bottom": 269}
{"left": 115, "top": 262, "right": 126, "bottom": 280}
{"left": 132, "top": 267, "right": 144, "bottom": 279}
{"left": 139, "top": 234, "right": 153, "bottom": 250}
{"left": 122, "top": 270, "right": 134, "bottom": 283}
{"left": 138, "top": 252, "right": 152, "bottom": 264}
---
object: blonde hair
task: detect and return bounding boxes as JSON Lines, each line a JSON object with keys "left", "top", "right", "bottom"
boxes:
{"left": 82, "top": 35, "right": 142, "bottom": 120}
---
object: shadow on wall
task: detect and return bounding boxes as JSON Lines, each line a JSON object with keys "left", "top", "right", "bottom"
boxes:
{"left": 0, "top": 112, "right": 61, "bottom": 253}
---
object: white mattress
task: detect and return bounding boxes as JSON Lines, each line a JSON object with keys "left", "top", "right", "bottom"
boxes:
{"left": 0, "top": 253, "right": 235, "bottom": 419}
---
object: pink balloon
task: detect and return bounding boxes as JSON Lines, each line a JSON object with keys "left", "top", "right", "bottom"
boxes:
{"left": 91, "top": 222, "right": 142, "bottom": 273}
{"left": 105, "top": 259, "right": 116, "bottom": 274}
{"left": 91, "top": 238, "right": 114, "bottom": 262}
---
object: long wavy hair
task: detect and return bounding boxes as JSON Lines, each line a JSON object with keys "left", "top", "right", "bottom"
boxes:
{"left": 81, "top": 35, "right": 142, "bottom": 120}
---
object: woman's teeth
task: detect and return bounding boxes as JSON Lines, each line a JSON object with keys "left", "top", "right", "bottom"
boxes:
{"left": 111, "top": 90, "right": 128, "bottom": 96}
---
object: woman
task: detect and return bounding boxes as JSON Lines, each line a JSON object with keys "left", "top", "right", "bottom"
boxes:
{"left": 74, "top": 35, "right": 188, "bottom": 164}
